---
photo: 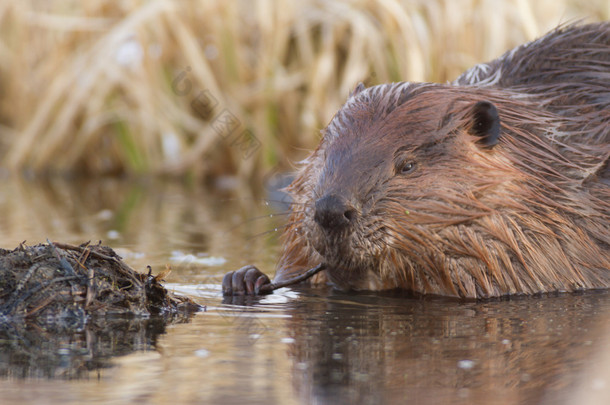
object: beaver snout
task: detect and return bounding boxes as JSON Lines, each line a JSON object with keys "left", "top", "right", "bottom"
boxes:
{"left": 313, "top": 194, "right": 357, "bottom": 232}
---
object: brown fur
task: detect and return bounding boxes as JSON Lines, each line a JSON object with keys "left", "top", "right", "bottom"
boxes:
{"left": 274, "top": 22, "right": 610, "bottom": 298}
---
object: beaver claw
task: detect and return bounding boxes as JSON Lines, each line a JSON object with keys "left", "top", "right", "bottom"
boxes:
{"left": 222, "top": 265, "right": 272, "bottom": 296}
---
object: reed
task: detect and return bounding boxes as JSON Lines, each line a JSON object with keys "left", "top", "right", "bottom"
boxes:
{"left": 0, "top": 0, "right": 606, "bottom": 180}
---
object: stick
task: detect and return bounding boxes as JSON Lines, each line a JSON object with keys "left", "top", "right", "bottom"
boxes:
{"left": 257, "top": 263, "right": 326, "bottom": 294}
{"left": 52, "top": 241, "right": 117, "bottom": 263}
{"left": 51, "top": 241, "right": 142, "bottom": 286}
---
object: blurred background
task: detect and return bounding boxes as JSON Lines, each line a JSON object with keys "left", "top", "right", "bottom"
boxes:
{"left": 0, "top": 4, "right": 609, "bottom": 403}
{"left": 0, "top": 0, "right": 607, "bottom": 184}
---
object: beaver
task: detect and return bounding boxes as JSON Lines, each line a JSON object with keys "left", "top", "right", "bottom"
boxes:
{"left": 223, "top": 22, "right": 610, "bottom": 299}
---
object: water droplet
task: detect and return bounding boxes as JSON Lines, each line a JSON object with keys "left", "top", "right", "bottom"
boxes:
{"left": 457, "top": 360, "right": 475, "bottom": 370}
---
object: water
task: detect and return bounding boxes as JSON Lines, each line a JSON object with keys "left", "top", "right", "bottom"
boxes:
{"left": 0, "top": 177, "right": 609, "bottom": 405}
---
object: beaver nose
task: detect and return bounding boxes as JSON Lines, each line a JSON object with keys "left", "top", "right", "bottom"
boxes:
{"left": 314, "top": 194, "right": 357, "bottom": 231}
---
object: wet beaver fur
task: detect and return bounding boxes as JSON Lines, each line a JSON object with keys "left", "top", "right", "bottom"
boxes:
{"left": 224, "top": 22, "right": 610, "bottom": 298}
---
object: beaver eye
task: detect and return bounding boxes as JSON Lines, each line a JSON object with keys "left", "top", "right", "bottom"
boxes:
{"left": 400, "top": 161, "right": 416, "bottom": 174}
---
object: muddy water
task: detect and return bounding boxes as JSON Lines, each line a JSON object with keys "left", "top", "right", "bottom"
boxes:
{"left": 0, "top": 177, "right": 609, "bottom": 405}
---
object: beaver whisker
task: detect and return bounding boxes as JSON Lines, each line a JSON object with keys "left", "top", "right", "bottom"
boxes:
{"left": 218, "top": 197, "right": 305, "bottom": 207}
{"left": 245, "top": 219, "right": 306, "bottom": 241}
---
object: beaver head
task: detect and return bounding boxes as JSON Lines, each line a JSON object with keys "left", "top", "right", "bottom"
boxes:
{"left": 291, "top": 82, "right": 610, "bottom": 297}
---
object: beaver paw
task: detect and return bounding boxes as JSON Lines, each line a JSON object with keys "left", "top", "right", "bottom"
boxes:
{"left": 222, "top": 265, "right": 272, "bottom": 296}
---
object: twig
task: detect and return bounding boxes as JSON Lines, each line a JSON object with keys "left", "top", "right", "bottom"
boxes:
{"left": 25, "top": 291, "right": 60, "bottom": 318}
{"left": 85, "top": 267, "right": 96, "bottom": 308}
{"left": 51, "top": 241, "right": 142, "bottom": 286}
{"left": 76, "top": 244, "right": 91, "bottom": 272}
{"left": 47, "top": 239, "right": 77, "bottom": 277}
{"left": 2, "top": 276, "right": 79, "bottom": 315}
{"left": 52, "top": 241, "right": 118, "bottom": 263}
{"left": 1, "top": 263, "right": 44, "bottom": 312}
{"left": 257, "top": 263, "right": 326, "bottom": 294}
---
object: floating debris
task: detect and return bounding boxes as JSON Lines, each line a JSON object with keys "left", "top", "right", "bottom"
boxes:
{"left": 0, "top": 241, "right": 201, "bottom": 379}
{"left": 0, "top": 241, "right": 201, "bottom": 321}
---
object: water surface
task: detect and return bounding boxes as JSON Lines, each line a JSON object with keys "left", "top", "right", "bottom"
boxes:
{"left": 0, "top": 177, "right": 608, "bottom": 405}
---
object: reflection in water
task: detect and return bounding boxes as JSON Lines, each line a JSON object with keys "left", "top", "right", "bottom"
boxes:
{"left": 0, "top": 177, "right": 609, "bottom": 404}
{"left": 0, "top": 317, "right": 171, "bottom": 379}
{"left": 283, "top": 288, "right": 610, "bottom": 405}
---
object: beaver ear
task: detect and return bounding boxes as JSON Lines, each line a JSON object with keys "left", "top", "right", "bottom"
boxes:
{"left": 350, "top": 82, "right": 366, "bottom": 97}
{"left": 467, "top": 101, "right": 501, "bottom": 149}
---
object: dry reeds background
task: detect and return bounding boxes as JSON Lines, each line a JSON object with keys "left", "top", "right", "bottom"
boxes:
{"left": 0, "top": 0, "right": 607, "bottom": 181}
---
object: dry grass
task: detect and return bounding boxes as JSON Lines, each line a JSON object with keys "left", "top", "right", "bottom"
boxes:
{"left": 0, "top": 0, "right": 607, "bottom": 180}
